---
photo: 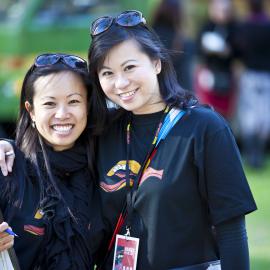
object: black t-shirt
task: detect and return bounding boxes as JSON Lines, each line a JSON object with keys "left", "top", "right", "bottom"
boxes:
{"left": 97, "top": 106, "right": 257, "bottom": 269}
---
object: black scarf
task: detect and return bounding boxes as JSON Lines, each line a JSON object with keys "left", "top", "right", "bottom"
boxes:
{"left": 36, "top": 142, "right": 94, "bottom": 270}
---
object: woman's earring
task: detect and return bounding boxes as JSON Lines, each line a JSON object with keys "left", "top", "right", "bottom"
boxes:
{"left": 32, "top": 121, "right": 36, "bottom": 128}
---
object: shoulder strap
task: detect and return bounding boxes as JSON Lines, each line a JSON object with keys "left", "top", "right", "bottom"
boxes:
{"left": 0, "top": 208, "right": 21, "bottom": 270}
{"left": 155, "top": 107, "right": 186, "bottom": 146}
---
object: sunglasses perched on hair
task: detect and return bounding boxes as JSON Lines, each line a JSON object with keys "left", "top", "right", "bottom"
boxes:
{"left": 34, "top": 53, "right": 88, "bottom": 70}
{"left": 91, "top": 10, "right": 146, "bottom": 36}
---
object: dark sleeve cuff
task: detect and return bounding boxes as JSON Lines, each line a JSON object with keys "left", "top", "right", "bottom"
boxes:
{"left": 215, "top": 215, "right": 250, "bottom": 270}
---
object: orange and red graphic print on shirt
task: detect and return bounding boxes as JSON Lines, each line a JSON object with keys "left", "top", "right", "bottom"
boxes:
{"left": 24, "top": 209, "right": 45, "bottom": 236}
{"left": 100, "top": 160, "right": 164, "bottom": 192}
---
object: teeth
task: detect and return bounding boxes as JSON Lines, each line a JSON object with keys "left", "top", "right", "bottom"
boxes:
{"left": 119, "top": 90, "right": 136, "bottom": 98}
{"left": 52, "top": 125, "right": 73, "bottom": 133}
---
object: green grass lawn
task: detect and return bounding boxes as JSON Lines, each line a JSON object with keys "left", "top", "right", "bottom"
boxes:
{"left": 245, "top": 156, "right": 270, "bottom": 270}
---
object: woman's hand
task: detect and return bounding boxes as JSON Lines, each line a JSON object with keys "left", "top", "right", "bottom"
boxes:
{"left": 0, "top": 141, "right": 15, "bottom": 176}
{"left": 0, "top": 222, "right": 15, "bottom": 252}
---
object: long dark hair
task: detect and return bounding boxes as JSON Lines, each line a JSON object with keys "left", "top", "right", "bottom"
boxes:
{"left": 88, "top": 20, "right": 197, "bottom": 122}
{"left": 9, "top": 61, "right": 97, "bottom": 210}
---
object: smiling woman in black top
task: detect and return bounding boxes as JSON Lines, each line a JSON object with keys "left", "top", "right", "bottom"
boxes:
{"left": 0, "top": 53, "right": 97, "bottom": 270}
{"left": 87, "top": 10, "right": 257, "bottom": 270}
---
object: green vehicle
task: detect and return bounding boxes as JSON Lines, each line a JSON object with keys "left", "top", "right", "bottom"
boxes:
{"left": 0, "top": 0, "right": 157, "bottom": 136}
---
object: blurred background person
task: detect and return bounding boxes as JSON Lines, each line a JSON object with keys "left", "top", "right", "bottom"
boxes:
{"left": 234, "top": 0, "right": 270, "bottom": 169}
{"left": 194, "top": 0, "right": 238, "bottom": 120}
{"left": 151, "top": 0, "right": 194, "bottom": 91}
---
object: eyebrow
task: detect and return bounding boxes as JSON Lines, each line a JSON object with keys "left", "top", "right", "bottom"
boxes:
{"left": 67, "top": 93, "right": 84, "bottom": 98}
{"left": 100, "top": 59, "right": 137, "bottom": 70}
{"left": 40, "top": 93, "right": 83, "bottom": 100}
{"left": 40, "top": 96, "right": 55, "bottom": 100}
{"left": 121, "top": 59, "right": 137, "bottom": 67}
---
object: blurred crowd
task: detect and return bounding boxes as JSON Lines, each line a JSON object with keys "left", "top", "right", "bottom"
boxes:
{"left": 151, "top": 0, "right": 270, "bottom": 169}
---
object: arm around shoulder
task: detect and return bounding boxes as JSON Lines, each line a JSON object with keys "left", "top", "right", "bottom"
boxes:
{"left": 0, "top": 140, "right": 16, "bottom": 176}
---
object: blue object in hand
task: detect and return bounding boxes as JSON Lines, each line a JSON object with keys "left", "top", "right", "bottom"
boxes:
{"left": 4, "top": 228, "right": 18, "bottom": 237}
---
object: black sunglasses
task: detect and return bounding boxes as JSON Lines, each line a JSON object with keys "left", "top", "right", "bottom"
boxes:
{"left": 91, "top": 10, "right": 146, "bottom": 37}
{"left": 34, "top": 53, "right": 88, "bottom": 70}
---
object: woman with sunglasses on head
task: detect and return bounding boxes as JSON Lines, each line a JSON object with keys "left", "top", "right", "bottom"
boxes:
{"left": 0, "top": 53, "right": 99, "bottom": 270}
{"left": 87, "top": 11, "right": 257, "bottom": 270}
{"left": 0, "top": 10, "right": 257, "bottom": 270}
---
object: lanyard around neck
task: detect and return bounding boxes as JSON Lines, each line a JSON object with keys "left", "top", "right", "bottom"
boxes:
{"left": 106, "top": 106, "right": 186, "bottom": 252}
{"left": 126, "top": 106, "right": 186, "bottom": 190}
{"left": 125, "top": 106, "right": 170, "bottom": 190}
{"left": 124, "top": 106, "right": 186, "bottom": 232}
